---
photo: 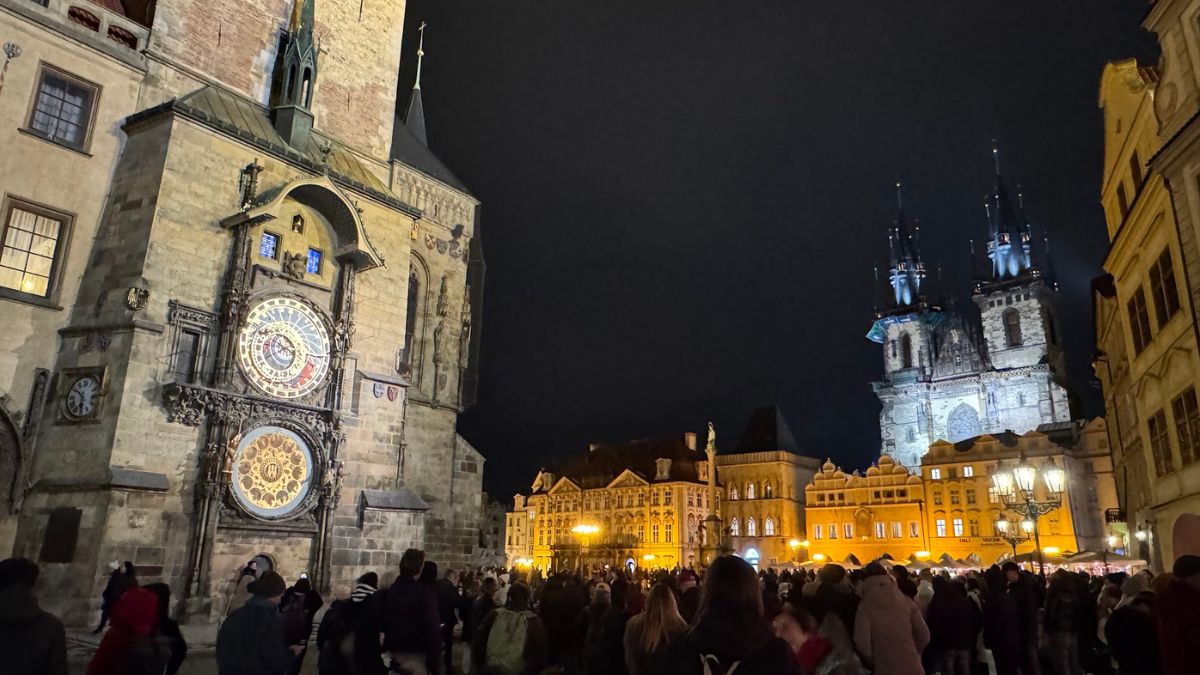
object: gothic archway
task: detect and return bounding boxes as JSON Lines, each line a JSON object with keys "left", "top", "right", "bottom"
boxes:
{"left": 0, "top": 401, "right": 22, "bottom": 514}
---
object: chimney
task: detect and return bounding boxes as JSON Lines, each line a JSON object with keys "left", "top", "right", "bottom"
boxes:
{"left": 684, "top": 432, "right": 697, "bottom": 451}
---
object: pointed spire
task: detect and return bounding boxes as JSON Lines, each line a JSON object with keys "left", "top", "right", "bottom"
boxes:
{"left": 272, "top": 0, "right": 318, "bottom": 146}
{"left": 992, "top": 138, "right": 1002, "bottom": 176}
{"left": 886, "top": 179, "right": 925, "bottom": 309}
{"left": 405, "top": 20, "right": 428, "bottom": 146}
{"left": 982, "top": 142, "right": 1035, "bottom": 281}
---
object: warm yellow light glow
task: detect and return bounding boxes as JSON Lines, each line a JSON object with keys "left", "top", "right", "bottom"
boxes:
{"left": 800, "top": 540, "right": 810, "bottom": 548}
{"left": 812, "top": 553, "right": 826, "bottom": 561}
{"left": 915, "top": 551, "right": 930, "bottom": 559}
{"left": 514, "top": 558, "right": 533, "bottom": 567}
{"left": 572, "top": 524, "right": 600, "bottom": 536}
{"left": 1135, "top": 528, "right": 1148, "bottom": 542}
{"left": 788, "top": 539, "right": 801, "bottom": 550}
{"left": 642, "top": 554, "right": 656, "bottom": 562}
{"left": 1107, "top": 535, "right": 1118, "bottom": 548}
{"left": 1043, "top": 546, "right": 1060, "bottom": 555}
{"left": 1021, "top": 519, "right": 1035, "bottom": 534}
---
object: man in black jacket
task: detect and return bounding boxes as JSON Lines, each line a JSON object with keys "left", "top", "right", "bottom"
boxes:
{"left": 1002, "top": 562, "right": 1042, "bottom": 675}
{"left": 379, "top": 548, "right": 442, "bottom": 675}
{"left": 0, "top": 558, "right": 67, "bottom": 675}
{"left": 217, "top": 570, "right": 295, "bottom": 675}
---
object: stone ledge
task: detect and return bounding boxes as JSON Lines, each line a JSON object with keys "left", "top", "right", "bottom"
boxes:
{"left": 360, "top": 488, "right": 429, "bottom": 512}
{"left": 109, "top": 467, "right": 170, "bottom": 492}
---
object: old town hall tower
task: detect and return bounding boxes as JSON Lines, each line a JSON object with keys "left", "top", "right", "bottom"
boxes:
{"left": 0, "top": 0, "right": 484, "bottom": 623}
{"left": 868, "top": 149, "right": 1070, "bottom": 470}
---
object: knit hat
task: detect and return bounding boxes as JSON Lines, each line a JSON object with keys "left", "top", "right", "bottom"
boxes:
{"left": 250, "top": 570, "right": 286, "bottom": 598}
{"left": 350, "top": 582, "right": 376, "bottom": 603}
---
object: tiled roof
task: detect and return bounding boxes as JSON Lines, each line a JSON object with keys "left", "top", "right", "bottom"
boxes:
{"left": 733, "top": 405, "right": 800, "bottom": 453}
{"left": 558, "top": 434, "right": 707, "bottom": 489}
{"left": 126, "top": 85, "right": 421, "bottom": 218}
{"left": 391, "top": 115, "right": 471, "bottom": 194}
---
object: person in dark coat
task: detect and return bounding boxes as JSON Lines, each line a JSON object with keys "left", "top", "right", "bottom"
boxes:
{"left": 279, "top": 577, "right": 324, "bottom": 675}
{"left": 217, "top": 571, "right": 296, "bottom": 675}
{"left": 317, "top": 572, "right": 384, "bottom": 675}
{"left": 983, "top": 566, "right": 1021, "bottom": 675}
{"left": 93, "top": 561, "right": 137, "bottom": 634}
{"left": 1002, "top": 563, "right": 1041, "bottom": 675}
{"left": 434, "top": 568, "right": 460, "bottom": 674}
{"left": 926, "top": 577, "right": 981, "bottom": 675}
{"left": 666, "top": 555, "right": 800, "bottom": 675}
{"left": 1157, "top": 555, "right": 1200, "bottom": 675}
{"left": 593, "top": 578, "right": 632, "bottom": 675}
{"left": 377, "top": 549, "right": 442, "bottom": 675}
{"left": 1043, "top": 570, "right": 1085, "bottom": 675}
{"left": 0, "top": 557, "right": 67, "bottom": 675}
{"left": 676, "top": 572, "right": 700, "bottom": 625}
{"left": 892, "top": 566, "right": 919, "bottom": 600}
{"left": 87, "top": 586, "right": 168, "bottom": 675}
{"left": 1105, "top": 590, "right": 1161, "bottom": 675}
{"left": 144, "top": 583, "right": 188, "bottom": 675}
{"left": 578, "top": 582, "right": 612, "bottom": 675}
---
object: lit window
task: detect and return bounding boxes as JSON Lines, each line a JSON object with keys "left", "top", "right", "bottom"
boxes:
{"left": 763, "top": 483, "right": 773, "bottom": 498}
{"left": 306, "top": 247, "right": 323, "bottom": 274}
{"left": 0, "top": 201, "right": 68, "bottom": 300}
{"left": 664, "top": 491, "right": 672, "bottom": 505}
{"left": 969, "top": 519, "right": 980, "bottom": 537}
{"left": 875, "top": 522, "right": 886, "bottom": 539}
{"left": 953, "top": 518, "right": 964, "bottom": 537}
{"left": 963, "top": 465, "right": 974, "bottom": 477}
{"left": 966, "top": 489, "right": 976, "bottom": 505}
{"left": 909, "top": 522, "right": 919, "bottom": 538}
{"left": 813, "top": 524, "right": 823, "bottom": 540}
{"left": 729, "top": 486, "right": 738, "bottom": 500}
{"left": 891, "top": 521, "right": 903, "bottom": 538}
{"left": 933, "top": 492, "right": 943, "bottom": 506}
{"left": 28, "top": 66, "right": 98, "bottom": 150}
{"left": 828, "top": 523, "right": 837, "bottom": 540}
{"left": 950, "top": 491, "right": 960, "bottom": 505}
{"left": 988, "top": 487, "right": 1001, "bottom": 504}
{"left": 930, "top": 468, "right": 942, "bottom": 480}
{"left": 764, "top": 518, "right": 775, "bottom": 536}
{"left": 746, "top": 482, "right": 756, "bottom": 500}
{"left": 747, "top": 518, "right": 757, "bottom": 537}
{"left": 665, "top": 522, "right": 672, "bottom": 543}
{"left": 936, "top": 519, "right": 946, "bottom": 537}
{"left": 843, "top": 523, "right": 853, "bottom": 539}
{"left": 729, "top": 518, "right": 739, "bottom": 537}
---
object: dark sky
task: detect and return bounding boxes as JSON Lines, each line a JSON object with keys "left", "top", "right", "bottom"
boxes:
{"left": 396, "top": 2, "right": 1158, "bottom": 501}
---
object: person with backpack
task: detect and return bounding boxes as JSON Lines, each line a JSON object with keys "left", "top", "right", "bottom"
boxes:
{"left": 280, "top": 576, "right": 324, "bottom": 675}
{"left": 317, "top": 572, "right": 383, "bottom": 675}
{"left": 665, "top": 555, "right": 800, "bottom": 675}
{"left": 87, "top": 586, "right": 168, "bottom": 675}
{"left": 472, "top": 582, "right": 548, "bottom": 675}
{"left": 217, "top": 570, "right": 296, "bottom": 675}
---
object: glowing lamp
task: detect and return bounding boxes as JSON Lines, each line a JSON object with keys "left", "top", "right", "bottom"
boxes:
{"left": 571, "top": 524, "right": 600, "bottom": 536}
{"left": 1042, "top": 462, "right": 1066, "bottom": 497}
{"left": 812, "top": 553, "right": 826, "bottom": 561}
{"left": 1134, "top": 528, "right": 1147, "bottom": 542}
{"left": 991, "top": 467, "right": 1014, "bottom": 498}
{"left": 1043, "top": 546, "right": 1060, "bottom": 555}
{"left": 915, "top": 551, "right": 930, "bottom": 559}
{"left": 995, "top": 518, "right": 1010, "bottom": 534}
{"left": 800, "top": 540, "right": 810, "bottom": 548}
{"left": 642, "top": 554, "right": 656, "bottom": 562}
{"left": 1012, "top": 459, "right": 1037, "bottom": 494}
{"left": 788, "top": 539, "right": 801, "bottom": 550}
{"left": 1020, "top": 519, "right": 1035, "bottom": 534}
{"left": 1106, "top": 535, "right": 1118, "bottom": 548}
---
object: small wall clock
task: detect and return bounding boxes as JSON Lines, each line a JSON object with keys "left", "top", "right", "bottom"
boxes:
{"left": 59, "top": 368, "right": 105, "bottom": 423}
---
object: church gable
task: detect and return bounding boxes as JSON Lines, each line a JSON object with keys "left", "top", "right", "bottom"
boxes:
{"left": 607, "top": 469, "right": 649, "bottom": 490}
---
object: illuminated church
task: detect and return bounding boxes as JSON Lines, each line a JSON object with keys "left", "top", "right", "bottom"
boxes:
{"left": 867, "top": 148, "right": 1071, "bottom": 470}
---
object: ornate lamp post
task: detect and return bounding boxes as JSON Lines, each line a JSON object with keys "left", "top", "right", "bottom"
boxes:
{"left": 994, "top": 516, "right": 1034, "bottom": 560}
{"left": 991, "top": 456, "right": 1066, "bottom": 576}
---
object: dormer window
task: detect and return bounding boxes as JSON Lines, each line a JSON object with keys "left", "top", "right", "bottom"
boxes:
{"left": 655, "top": 458, "right": 672, "bottom": 480}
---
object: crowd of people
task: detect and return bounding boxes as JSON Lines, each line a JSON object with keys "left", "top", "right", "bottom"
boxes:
{"left": 2, "top": 549, "right": 1199, "bottom": 675}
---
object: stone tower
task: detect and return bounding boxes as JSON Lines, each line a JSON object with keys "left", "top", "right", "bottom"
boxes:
{"left": 4, "top": 0, "right": 485, "bottom": 624}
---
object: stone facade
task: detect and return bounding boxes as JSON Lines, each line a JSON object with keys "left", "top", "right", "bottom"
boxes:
{"left": 1096, "top": 44, "right": 1200, "bottom": 571}
{"left": 0, "top": 0, "right": 485, "bottom": 625}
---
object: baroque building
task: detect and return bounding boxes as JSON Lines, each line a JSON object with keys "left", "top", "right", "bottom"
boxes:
{"left": 1095, "top": 45, "right": 1200, "bottom": 570}
{"left": 505, "top": 407, "right": 818, "bottom": 572}
{"left": 803, "top": 420, "right": 1117, "bottom": 566}
{"left": 868, "top": 168, "right": 1071, "bottom": 471}
{"left": 0, "top": 0, "right": 485, "bottom": 624}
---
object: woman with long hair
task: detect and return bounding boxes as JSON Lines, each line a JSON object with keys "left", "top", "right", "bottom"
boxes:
{"left": 666, "top": 555, "right": 799, "bottom": 675}
{"left": 624, "top": 583, "right": 688, "bottom": 674}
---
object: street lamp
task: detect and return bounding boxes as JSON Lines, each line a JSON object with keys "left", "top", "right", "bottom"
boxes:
{"left": 991, "top": 456, "right": 1065, "bottom": 576}
{"left": 994, "top": 517, "right": 1031, "bottom": 561}
{"left": 572, "top": 523, "right": 600, "bottom": 574}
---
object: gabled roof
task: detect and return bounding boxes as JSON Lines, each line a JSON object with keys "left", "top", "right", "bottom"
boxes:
{"left": 606, "top": 469, "right": 650, "bottom": 489}
{"left": 547, "top": 476, "right": 581, "bottom": 494}
{"left": 557, "top": 433, "right": 706, "bottom": 489}
{"left": 391, "top": 113, "right": 471, "bottom": 195}
{"left": 733, "top": 405, "right": 800, "bottom": 454}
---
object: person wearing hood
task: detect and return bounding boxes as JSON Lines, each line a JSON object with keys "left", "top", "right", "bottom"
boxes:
{"left": 1105, "top": 589, "right": 1160, "bottom": 675}
{"left": 802, "top": 564, "right": 864, "bottom": 675}
{"left": 1157, "top": 555, "right": 1200, "bottom": 675}
{"left": 93, "top": 561, "right": 137, "bottom": 634}
{"left": 1043, "top": 570, "right": 1085, "bottom": 675}
{"left": 280, "top": 576, "right": 324, "bottom": 675}
{"left": 87, "top": 586, "right": 168, "bottom": 675}
{"left": 317, "top": 572, "right": 384, "bottom": 675}
{"left": 665, "top": 555, "right": 799, "bottom": 675}
{"left": 144, "top": 583, "right": 188, "bottom": 675}
{"left": 579, "top": 581, "right": 612, "bottom": 675}
{"left": 677, "top": 571, "right": 700, "bottom": 625}
{"left": 217, "top": 570, "right": 296, "bottom": 675}
{"left": 925, "top": 577, "right": 981, "bottom": 675}
{"left": 853, "top": 563, "right": 930, "bottom": 675}
{"left": 0, "top": 557, "right": 67, "bottom": 675}
{"left": 914, "top": 570, "right": 935, "bottom": 616}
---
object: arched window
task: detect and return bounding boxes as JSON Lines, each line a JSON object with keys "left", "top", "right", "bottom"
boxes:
{"left": 1003, "top": 309, "right": 1022, "bottom": 347}
{"left": 746, "top": 482, "right": 756, "bottom": 500}
{"left": 764, "top": 518, "right": 776, "bottom": 536}
{"left": 747, "top": 517, "right": 758, "bottom": 537}
{"left": 901, "top": 334, "right": 913, "bottom": 368}
{"left": 763, "top": 482, "right": 773, "bottom": 499}
{"left": 400, "top": 260, "right": 424, "bottom": 377}
{"left": 729, "top": 518, "right": 740, "bottom": 537}
{"left": 729, "top": 485, "right": 738, "bottom": 501}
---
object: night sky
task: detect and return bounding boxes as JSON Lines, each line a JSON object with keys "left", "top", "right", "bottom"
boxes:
{"left": 396, "top": 2, "right": 1158, "bottom": 501}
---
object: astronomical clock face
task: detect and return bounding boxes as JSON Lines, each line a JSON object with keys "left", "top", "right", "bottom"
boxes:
{"left": 231, "top": 426, "right": 314, "bottom": 518}
{"left": 237, "top": 296, "right": 331, "bottom": 399}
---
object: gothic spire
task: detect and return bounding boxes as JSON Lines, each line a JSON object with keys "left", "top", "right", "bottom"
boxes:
{"left": 984, "top": 141, "right": 1034, "bottom": 280}
{"left": 404, "top": 21, "right": 428, "bottom": 146}
{"left": 272, "top": 0, "right": 318, "bottom": 146}
{"left": 887, "top": 179, "right": 925, "bottom": 308}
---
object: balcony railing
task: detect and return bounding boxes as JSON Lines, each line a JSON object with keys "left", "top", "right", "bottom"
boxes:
{"left": 23, "top": 0, "right": 150, "bottom": 53}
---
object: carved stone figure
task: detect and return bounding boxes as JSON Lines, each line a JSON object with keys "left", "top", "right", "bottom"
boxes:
{"left": 281, "top": 251, "right": 307, "bottom": 279}
{"left": 706, "top": 421, "right": 716, "bottom": 452}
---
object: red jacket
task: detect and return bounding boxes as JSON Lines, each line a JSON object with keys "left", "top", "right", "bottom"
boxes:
{"left": 87, "top": 587, "right": 164, "bottom": 675}
{"left": 1156, "top": 579, "right": 1200, "bottom": 675}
